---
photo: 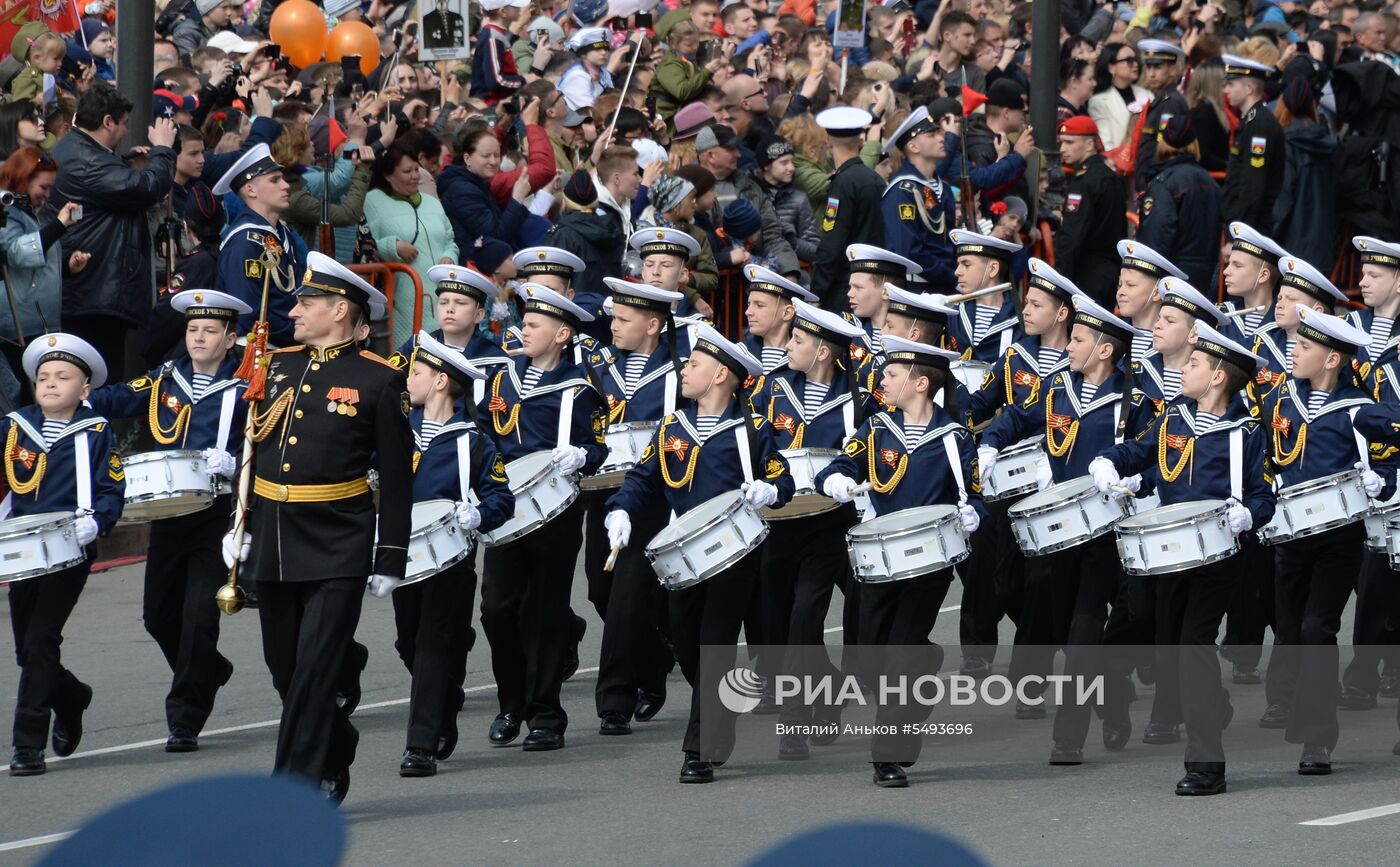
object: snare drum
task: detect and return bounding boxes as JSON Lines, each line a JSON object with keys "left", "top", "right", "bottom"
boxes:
{"left": 580, "top": 422, "right": 658, "bottom": 491}
{"left": 400, "top": 500, "right": 474, "bottom": 588}
{"left": 1256, "top": 469, "right": 1369, "bottom": 545}
{"left": 0, "top": 512, "right": 86, "bottom": 584}
{"left": 1115, "top": 500, "right": 1238, "bottom": 576}
{"left": 950, "top": 360, "right": 992, "bottom": 395}
{"left": 479, "top": 451, "right": 579, "bottom": 546}
{"left": 645, "top": 491, "right": 769, "bottom": 590}
{"left": 1008, "top": 476, "right": 1128, "bottom": 556}
{"left": 984, "top": 436, "right": 1045, "bottom": 502}
{"left": 846, "top": 505, "right": 969, "bottom": 583}
{"left": 120, "top": 450, "right": 217, "bottom": 522}
{"left": 1364, "top": 490, "right": 1400, "bottom": 552}
{"left": 1125, "top": 489, "right": 1162, "bottom": 517}
{"left": 762, "top": 448, "right": 840, "bottom": 520}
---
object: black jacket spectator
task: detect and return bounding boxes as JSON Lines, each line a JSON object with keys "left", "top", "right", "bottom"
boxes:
{"left": 1137, "top": 155, "right": 1223, "bottom": 290}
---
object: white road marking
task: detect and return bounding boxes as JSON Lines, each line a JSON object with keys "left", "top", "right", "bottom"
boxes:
{"left": 0, "top": 832, "right": 74, "bottom": 853}
{"left": 1300, "top": 803, "right": 1400, "bottom": 826}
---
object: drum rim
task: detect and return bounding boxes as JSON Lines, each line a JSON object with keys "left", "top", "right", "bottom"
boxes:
{"left": 481, "top": 485, "right": 579, "bottom": 546}
{"left": 645, "top": 491, "right": 749, "bottom": 550}
{"left": 507, "top": 451, "right": 567, "bottom": 488}
{"left": 605, "top": 420, "right": 660, "bottom": 433}
{"left": 998, "top": 435, "right": 1047, "bottom": 458}
{"left": 650, "top": 520, "right": 769, "bottom": 589}
{"left": 848, "top": 503, "right": 959, "bottom": 539}
{"left": 411, "top": 498, "right": 457, "bottom": 525}
{"left": 579, "top": 469, "right": 630, "bottom": 490}
{"left": 0, "top": 511, "right": 79, "bottom": 534}
{"left": 1014, "top": 522, "right": 1115, "bottom": 555}
{"left": 1115, "top": 499, "right": 1229, "bottom": 533}
{"left": 1276, "top": 468, "right": 1362, "bottom": 496}
{"left": 122, "top": 449, "right": 208, "bottom": 464}
{"left": 763, "top": 494, "right": 840, "bottom": 520}
{"left": 1007, "top": 476, "right": 1102, "bottom": 517}
{"left": 849, "top": 547, "right": 970, "bottom": 583}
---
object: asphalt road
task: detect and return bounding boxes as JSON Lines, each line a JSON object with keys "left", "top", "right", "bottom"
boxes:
{"left": 1, "top": 553, "right": 1399, "bottom": 866}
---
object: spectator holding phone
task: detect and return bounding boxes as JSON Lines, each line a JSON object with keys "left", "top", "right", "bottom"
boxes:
{"left": 653, "top": 21, "right": 726, "bottom": 120}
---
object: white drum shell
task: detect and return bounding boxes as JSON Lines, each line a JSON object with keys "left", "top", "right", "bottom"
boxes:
{"left": 480, "top": 451, "right": 579, "bottom": 546}
{"left": 646, "top": 492, "right": 769, "bottom": 590}
{"left": 846, "top": 504, "right": 969, "bottom": 583}
{"left": 1364, "top": 490, "right": 1400, "bottom": 552}
{"left": 580, "top": 422, "right": 658, "bottom": 491}
{"left": 1008, "top": 476, "right": 1128, "bottom": 556}
{"left": 0, "top": 512, "right": 85, "bottom": 584}
{"left": 120, "top": 449, "right": 217, "bottom": 522}
{"left": 1257, "top": 470, "right": 1369, "bottom": 545}
{"left": 1115, "top": 500, "right": 1238, "bottom": 576}
{"left": 401, "top": 500, "right": 473, "bottom": 587}
{"left": 985, "top": 437, "right": 1044, "bottom": 502}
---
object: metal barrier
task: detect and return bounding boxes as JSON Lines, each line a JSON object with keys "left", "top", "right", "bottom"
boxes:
{"left": 349, "top": 262, "right": 424, "bottom": 337}
{"left": 711, "top": 268, "right": 748, "bottom": 340}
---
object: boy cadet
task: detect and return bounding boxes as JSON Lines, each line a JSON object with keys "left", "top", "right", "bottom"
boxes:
{"left": 1134, "top": 278, "right": 1227, "bottom": 409}
{"left": 396, "top": 332, "right": 514, "bottom": 777}
{"left": 1115, "top": 239, "right": 1188, "bottom": 364}
{"left": 5, "top": 335, "right": 123, "bottom": 776}
{"left": 1220, "top": 222, "right": 1288, "bottom": 345}
{"left": 1249, "top": 256, "right": 1348, "bottom": 408}
{"left": 946, "top": 229, "right": 1023, "bottom": 364}
{"left": 87, "top": 289, "right": 249, "bottom": 752}
{"left": 1091, "top": 322, "right": 1276, "bottom": 796}
{"left": 389, "top": 265, "right": 512, "bottom": 405}
{"left": 741, "top": 264, "right": 817, "bottom": 408}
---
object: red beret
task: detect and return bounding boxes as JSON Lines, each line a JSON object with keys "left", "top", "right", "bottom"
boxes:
{"left": 1057, "top": 115, "right": 1099, "bottom": 137}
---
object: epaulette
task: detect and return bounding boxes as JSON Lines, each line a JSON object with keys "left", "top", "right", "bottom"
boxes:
{"left": 268, "top": 345, "right": 306, "bottom": 355}
{"left": 360, "top": 349, "right": 398, "bottom": 368}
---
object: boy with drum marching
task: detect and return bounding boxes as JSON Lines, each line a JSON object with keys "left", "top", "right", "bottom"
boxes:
{"left": 592, "top": 271, "right": 689, "bottom": 737}
{"left": 979, "top": 296, "right": 1155, "bottom": 765}
{"left": 85, "top": 289, "right": 249, "bottom": 753}
{"left": 815, "top": 336, "right": 985, "bottom": 788}
{"left": 844, "top": 244, "right": 922, "bottom": 361}
{"left": 1259, "top": 305, "right": 1380, "bottom": 775}
{"left": 389, "top": 266, "right": 512, "bottom": 406}
{"left": 1089, "top": 322, "right": 1276, "bottom": 795}
{"left": 396, "top": 332, "right": 514, "bottom": 777}
{"left": 1133, "top": 278, "right": 1227, "bottom": 409}
{"left": 1115, "top": 240, "right": 1187, "bottom": 364}
{"left": 945, "top": 229, "right": 1022, "bottom": 364}
{"left": 4, "top": 335, "right": 123, "bottom": 776}
{"left": 1249, "top": 256, "right": 1348, "bottom": 402}
{"left": 478, "top": 285, "right": 608, "bottom": 752}
{"left": 603, "top": 326, "right": 794, "bottom": 784}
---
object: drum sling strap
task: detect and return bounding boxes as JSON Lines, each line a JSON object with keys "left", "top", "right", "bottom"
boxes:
{"left": 456, "top": 432, "right": 473, "bottom": 502}
{"left": 556, "top": 387, "right": 576, "bottom": 452}
{"left": 1349, "top": 407, "right": 1371, "bottom": 472}
{"left": 217, "top": 387, "right": 238, "bottom": 452}
{"left": 1230, "top": 427, "right": 1243, "bottom": 503}
{"left": 942, "top": 431, "right": 967, "bottom": 503}
{"left": 74, "top": 431, "right": 92, "bottom": 515}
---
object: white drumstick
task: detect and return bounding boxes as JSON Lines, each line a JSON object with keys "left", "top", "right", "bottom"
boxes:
{"left": 851, "top": 482, "right": 872, "bottom": 494}
{"left": 1224, "top": 304, "right": 1269, "bottom": 318}
{"left": 604, "top": 546, "right": 620, "bottom": 572}
{"left": 1109, "top": 483, "right": 1136, "bottom": 495}
{"left": 947, "top": 283, "right": 1013, "bottom": 304}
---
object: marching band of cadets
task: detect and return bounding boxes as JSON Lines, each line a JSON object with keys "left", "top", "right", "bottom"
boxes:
{"left": 6, "top": 143, "right": 1400, "bottom": 804}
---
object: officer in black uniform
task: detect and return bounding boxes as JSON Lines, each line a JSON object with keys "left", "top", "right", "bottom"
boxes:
{"left": 222, "top": 251, "right": 413, "bottom": 804}
{"left": 1054, "top": 115, "right": 1128, "bottom": 308}
{"left": 1134, "top": 39, "right": 1190, "bottom": 188}
{"left": 1220, "top": 54, "right": 1285, "bottom": 236}
{"left": 810, "top": 106, "right": 886, "bottom": 313}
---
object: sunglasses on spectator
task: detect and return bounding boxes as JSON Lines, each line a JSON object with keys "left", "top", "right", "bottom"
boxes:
{"left": 1114, "top": 55, "right": 1139, "bottom": 66}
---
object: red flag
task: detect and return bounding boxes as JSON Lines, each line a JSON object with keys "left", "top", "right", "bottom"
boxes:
{"left": 0, "top": 0, "right": 82, "bottom": 63}
{"left": 961, "top": 87, "right": 987, "bottom": 117}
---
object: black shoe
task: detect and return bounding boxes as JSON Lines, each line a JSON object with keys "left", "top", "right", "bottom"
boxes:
{"left": 778, "top": 733, "right": 809, "bottom": 760}
{"left": 8, "top": 747, "right": 45, "bottom": 777}
{"left": 321, "top": 767, "right": 350, "bottom": 805}
{"left": 1337, "top": 685, "right": 1377, "bottom": 711}
{"left": 1142, "top": 722, "right": 1181, "bottom": 745}
{"left": 1259, "top": 703, "right": 1290, "bottom": 729}
{"left": 1299, "top": 745, "right": 1331, "bottom": 775}
{"left": 488, "top": 714, "right": 521, "bottom": 746}
{"left": 1137, "top": 663, "right": 1156, "bottom": 686}
{"left": 599, "top": 713, "right": 632, "bottom": 736}
{"left": 51, "top": 682, "right": 93, "bottom": 758}
{"left": 436, "top": 687, "right": 464, "bottom": 761}
{"left": 165, "top": 727, "right": 198, "bottom": 753}
{"left": 634, "top": 688, "right": 666, "bottom": 722}
{"left": 1049, "top": 743, "right": 1084, "bottom": 765}
{"left": 1175, "top": 771, "right": 1227, "bottom": 796}
{"left": 959, "top": 656, "right": 992, "bottom": 678}
{"left": 522, "top": 729, "right": 565, "bottom": 751}
{"left": 1103, "top": 719, "right": 1132, "bottom": 752}
{"left": 1379, "top": 674, "right": 1399, "bottom": 699}
{"left": 1015, "top": 698, "right": 1047, "bottom": 720}
{"left": 1231, "top": 664, "right": 1262, "bottom": 685}
{"left": 399, "top": 749, "right": 436, "bottom": 777}
{"left": 679, "top": 752, "right": 714, "bottom": 783}
{"left": 872, "top": 762, "right": 908, "bottom": 787}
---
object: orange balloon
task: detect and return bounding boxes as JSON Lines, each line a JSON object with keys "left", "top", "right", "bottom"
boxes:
{"left": 326, "top": 21, "right": 382, "bottom": 77}
{"left": 269, "top": 0, "right": 328, "bottom": 69}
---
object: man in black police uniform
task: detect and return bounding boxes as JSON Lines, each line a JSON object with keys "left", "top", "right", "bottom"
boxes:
{"left": 810, "top": 106, "right": 886, "bottom": 313}
{"left": 423, "top": 0, "right": 466, "bottom": 51}
{"left": 1054, "top": 115, "right": 1127, "bottom": 309}
{"left": 1220, "top": 54, "right": 1284, "bottom": 236}
{"left": 222, "top": 251, "right": 413, "bottom": 804}
{"left": 1134, "top": 39, "right": 1190, "bottom": 187}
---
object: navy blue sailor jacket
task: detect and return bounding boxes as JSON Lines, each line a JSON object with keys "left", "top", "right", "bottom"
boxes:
{"left": 601, "top": 340, "right": 687, "bottom": 423}
{"left": 1260, "top": 375, "right": 1389, "bottom": 494}
{"left": 478, "top": 354, "right": 608, "bottom": 472}
{"left": 1, "top": 404, "right": 125, "bottom": 533}
{"left": 391, "top": 330, "right": 513, "bottom": 406}
{"left": 966, "top": 333, "right": 1070, "bottom": 429}
{"left": 87, "top": 354, "right": 247, "bottom": 453}
{"left": 409, "top": 406, "right": 514, "bottom": 534}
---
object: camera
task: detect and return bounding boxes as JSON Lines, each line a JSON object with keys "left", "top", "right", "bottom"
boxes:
{"left": 0, "top": 191, "right": 30, "bottom": 208}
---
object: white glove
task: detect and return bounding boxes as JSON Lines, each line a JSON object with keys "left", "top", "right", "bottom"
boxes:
{"left": 1226, "top": 498, "right": 1252, "bottom": 534}
{"left": 958, "top": 501, "right": 981, "bottom": 534}
{"left": 74, "top": 512, "right": 98, "bottom": 546}
{"left": 552, "top": 445, "right": 588, "bottom": 474}
{"left": 1034, "top": 455, "right": 1053, "bottom": 491}
{"left": 221, "top": 530, "right": 250, "bottom": 568}
{"left": 455, "top": 500, "right": 481, "bottom": 531}
{"left": 977, "top": 445, "right": 999, "bottom": 476}
{"left": 1089, "top": 456, "right": 1121, "bottom": 494}
{"left": 604, "top": 509, "right": 632, "bottom": 549}
{"left": 1358, "top": 462, "right": 1383, "bottom": 497}
{"left": 1121, "top": 474, "right": 1143, "bottom": 494}
{"left": 368, "top": 573, "right": 401, "bottom": 597}
{"left": 742, "top": 480, "right": 779, "bottom": 508}
{"left": 202, "top": 448, "right": 238, "bottom": 479}
{"left": 822, "top": 474, "right": 857, "bottom": 503}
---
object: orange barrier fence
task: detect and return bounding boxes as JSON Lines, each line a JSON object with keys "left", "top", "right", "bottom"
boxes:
{"left": 711, "top": 268, "right": 748, "bottom": 341}
{"left": 350, "top": 262, "right": 424, "bottom": 337}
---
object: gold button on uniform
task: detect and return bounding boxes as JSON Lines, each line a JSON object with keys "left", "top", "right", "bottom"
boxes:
{"left": 282, "top": 463, "right": 291, "bottom": 471}
{"left": 289, "top": 436, "right": 298, "bottom": 445}
{"left": 302, "top": 384, "right": 311, "bottom": 393}
{"left": 295, "top": 410, "right": 304, "bottom": 418}
{"left": 311, "top": 363, "right": 321, "bottom": 371}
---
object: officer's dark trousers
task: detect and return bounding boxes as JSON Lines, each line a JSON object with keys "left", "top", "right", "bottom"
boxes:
{"left": 594, "top": 503, "right": 672, "bottom": 720}
{"left": 960, "top": 498, "right": 1018, "bottom": 665}
{"left": 1223, "top": 533, "right": 1275, "bottom": 672}
{"left": 858, "top": 568, "right": 953, "bottom": 765}
{"left": 1153, "top": 556, "right": 1238, "bottom": 774}
{"left": 257, "top": 576, "right": 364, "bottom": 782}
{"left": 393, "top": 557, "right": 476, "bottom": 752}
{"left": 1341, "top": 550, "right": 1400, "bottom": 697}
{"left": 671, "top": 549, "right": 757, "bottom": 757}
{"left": 1049, "top": 536, "right": 1135, "bottom": 748}
{"left": 144, "top": 498, "right": 231, "bottom": 735}
{"left": 1272, "top": 523, "right": 1362, "bottom": 751}
{"left": 10, "top": 559, "right": 90, "bottom": 750}
{"left": 1008, "top": 556, "right": 1056, "bottom": 693}
{"left": 481, "top": 500, "right": 583, "bottom": 734}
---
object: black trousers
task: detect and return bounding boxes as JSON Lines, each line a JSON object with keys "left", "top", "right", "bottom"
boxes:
{"left": 144, "top": 498, "right": 232, "bottom": 734}
{"left": 1222, "top": 533, "right": 1275, "bottom": 671}
{"left": 1048, "top": 535, "right": 1135, "bottom": 748}
{"left": 858, "top": 569, "right": 953, "bottom": 765}
{"left": 1152, "top": 556, "right": 1238, "bottom": 773}
{"left": 760, "top": 505, "right": 855, "bottom": 683}
{"left": 1007, "top": 556, "right": 1056, "bottom": 694}
{"left": 594, "top": 504, "right": 672, "bottom": 719}
{"left": 960, "top": 498, "right": 1018, "bottom": 663}
{"left": 671, "top": 549, "right": 757, "bottom": 757}
{"left": 9, "top": 559, "right": 90, "bottom": 750}
{"left": 257, "top": 576, "right": 364, "bottom": 782}
{"left": 481, "top": 500, "right": 583, "bottom": 734}
{"left": 393, "top": 557, "right": 477, "bottom": 752}
{"left": 1341, "top": 550, "right": 1400, "bottom": 697}
{"left": 1272, "top": 522, "right": 1362, "bottom": 750}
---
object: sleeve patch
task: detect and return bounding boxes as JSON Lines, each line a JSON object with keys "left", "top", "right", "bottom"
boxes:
{"left": 765, "top": 456, "right": 785, "bottom": 479}
{"left": 592, "top": 409, "right": 607, "bottom": 443}
{"left": 898, "top": 203, "right": 916, "bottom": 221}
{"left": 490, "top": 453, "right": 508, "bottom": 483}
{"left": 843, "top": 438, "right": 865, "bottom": 457}
{"left": 127, "top": 376, "right": 154, "bottom": 392}
{"left": 108, "top": 449, "right": 124, "bottom": 482}
{"left": 401, "top": 391, "right": 411, "bottom": 417}
{"left": 245, "top": 259, "right": 264, "bottom": 278}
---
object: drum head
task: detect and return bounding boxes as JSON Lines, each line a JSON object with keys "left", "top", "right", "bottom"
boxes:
{"left": 1118, "top": 499, "right": 1227, "bottom": 531}
{"left": 649, "top": 491, "right": 743, "bottom": 547}
{"left": 849, "top": 504, "right": 956, "bottom": 538}
{"left": 413, "top": 499, "right": 455, "bottom": 527}
{"left": 125, "top": 449, "right": 205, "bottom": 465}
{"left": 0, "top": 512, "right": 72, "bottom": 535}
{"left": 506, "top": 451, "right": 555, "bottom": 489}
{"left": 1008, "top": 476, "right": 1096, "bottom": 515}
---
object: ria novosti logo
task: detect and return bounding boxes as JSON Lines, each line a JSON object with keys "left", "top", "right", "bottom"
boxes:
{"left": 717, "top": 667, "right": 766, "bottom": 713}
